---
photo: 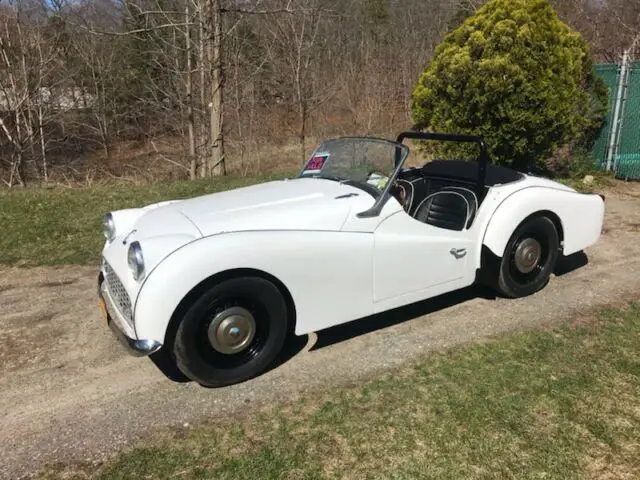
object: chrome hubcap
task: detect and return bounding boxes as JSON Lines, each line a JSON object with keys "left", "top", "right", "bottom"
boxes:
{"left": 207, "top": 306, "right": 256, "bottom": 355}
{"left": 514, "top": 237, "right": 542, "bottom": 274}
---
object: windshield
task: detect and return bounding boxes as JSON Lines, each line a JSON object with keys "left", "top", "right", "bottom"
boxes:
{"left": 298, "top": 137, "right": 409, "bottom": 197}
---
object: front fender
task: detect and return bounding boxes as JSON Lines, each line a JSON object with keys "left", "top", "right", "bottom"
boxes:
{"left": 482, "top": 186, "right": 604, "bottom": 258}
{"left": 133, "top": 230, "right": 374, "bottom": 344}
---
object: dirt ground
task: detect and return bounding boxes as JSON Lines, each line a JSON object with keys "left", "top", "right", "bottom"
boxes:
{"left": 2, "top": 182, "right": 640, "bottom": 479}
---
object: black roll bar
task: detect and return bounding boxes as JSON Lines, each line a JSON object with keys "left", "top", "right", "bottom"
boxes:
{"left": 394, "top": 131, "right": 490, "bottom": 193}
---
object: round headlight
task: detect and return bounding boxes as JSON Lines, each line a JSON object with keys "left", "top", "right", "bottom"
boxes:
{"left": 103, "top": 213, "right": 116, "bottom": 241}
{"left": 127, "top": 241, "right": 145, "bottom": 281}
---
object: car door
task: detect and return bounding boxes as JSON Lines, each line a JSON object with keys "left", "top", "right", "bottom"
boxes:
{"left": 371, "top": 211, "right": 475, "bottom": 308}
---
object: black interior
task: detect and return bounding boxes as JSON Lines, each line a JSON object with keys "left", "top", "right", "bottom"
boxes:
{"left": 392, "top": 159, "right": 523, "bottom": 231}
{"left": 421, "top": 160, "right": 523, "bottom": 186}
{"left": 413, "top": 187, "right": 477, "bottom": 231}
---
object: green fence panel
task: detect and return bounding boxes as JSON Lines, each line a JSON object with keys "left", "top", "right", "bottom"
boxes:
{"left": 615, "top": 63, "right": 640, "bottom": 179}
{"left": 615, "top": 153, "right": 640, "bottom": 179}
{"left": 592, "top": 63, "right": 620, "bottom": 167}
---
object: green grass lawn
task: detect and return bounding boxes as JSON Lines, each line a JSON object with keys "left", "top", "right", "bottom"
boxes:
{"left": 40, "top": 302, "right": 640, "bottom": 479}
{"left": 0, "top": 173, "right": 290, "bottom": 266}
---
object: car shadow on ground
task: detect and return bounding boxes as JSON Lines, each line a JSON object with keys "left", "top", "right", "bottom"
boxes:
{"left": 149, "top": 350, "right": 191, "bottom": 383}
{"left": 148, "top": 325, "right": 310, "bottom": 384}
{"left": 554, "top": 250, "right": 589, "bottom": 277}
{"left": 310, "top": 283, "right": 497, "bottom": 352}
{"left": 149, "top": 250, "right": 589, "bottom": 383}
{"left": 311, "top": 250, "right": 589, "bottom": 351}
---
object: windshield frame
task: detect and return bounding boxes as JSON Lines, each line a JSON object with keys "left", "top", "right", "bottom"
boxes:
{"left": 296, "top": 136, "right": 410, "bottom": 218}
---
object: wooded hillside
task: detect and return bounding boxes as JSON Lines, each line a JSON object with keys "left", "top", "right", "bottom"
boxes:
{"left": 1, "top": 0, "right": 638, "bottom": 186}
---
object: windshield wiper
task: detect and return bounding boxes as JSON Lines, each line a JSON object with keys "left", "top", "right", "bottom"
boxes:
{"left": 311, "top": 174, "right": 348, "bottom": 184}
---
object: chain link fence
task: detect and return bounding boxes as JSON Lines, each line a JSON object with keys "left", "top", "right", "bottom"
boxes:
{"left": 617, "top": 62, "right": 640, "bottom": 179}
{"left": 592, "top": 53, "right": 640, "bottom": 180}
{"left": 592, "top": 56, "right": 640, "bottom": 179}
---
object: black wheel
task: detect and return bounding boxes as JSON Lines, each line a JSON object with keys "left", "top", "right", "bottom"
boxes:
{"left": 496, "top": 216, "right": 560, "bottom": 298}
{"left": 172, "top": 276, "right": 288, "bottom": 387}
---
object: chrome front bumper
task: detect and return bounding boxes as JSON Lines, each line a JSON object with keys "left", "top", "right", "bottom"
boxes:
{"left": 98, "top": 273, "right": 162, "bottom": 357}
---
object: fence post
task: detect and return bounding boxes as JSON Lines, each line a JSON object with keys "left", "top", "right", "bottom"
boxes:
{"left": 613, "top": 59, "right": 633, "bottom": 174}
{"left": 606, "top": 49, "right": 630, "bottom": 172}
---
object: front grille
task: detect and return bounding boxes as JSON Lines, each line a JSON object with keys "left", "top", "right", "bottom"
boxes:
{"left": 103, "top": 260, "right": 133, "bottom": 323}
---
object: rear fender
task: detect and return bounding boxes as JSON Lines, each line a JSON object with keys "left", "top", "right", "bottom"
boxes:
{"left": 482, "top": 187, "right": 604, "bottom": 259}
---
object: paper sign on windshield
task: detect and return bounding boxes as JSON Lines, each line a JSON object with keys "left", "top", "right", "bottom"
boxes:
{"left": 302, "top": 152, "right": 329, "bottom": 175}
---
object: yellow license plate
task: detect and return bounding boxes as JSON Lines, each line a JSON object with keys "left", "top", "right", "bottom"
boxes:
{"left": 98, "top": 297, "right": 108, "bottom": 323}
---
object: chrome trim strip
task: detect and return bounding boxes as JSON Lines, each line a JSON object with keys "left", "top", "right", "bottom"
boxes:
{"left": 99, "top": 277, "right": 162, "bottom": 357}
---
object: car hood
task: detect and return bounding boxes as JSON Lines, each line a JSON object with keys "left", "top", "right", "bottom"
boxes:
{"left": 141, "top": 177, "right": 364, "bottom": 237}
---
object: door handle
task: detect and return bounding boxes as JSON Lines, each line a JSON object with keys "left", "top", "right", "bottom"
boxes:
{"left": 450, "top": 248, "right": 467, "bottom": 258}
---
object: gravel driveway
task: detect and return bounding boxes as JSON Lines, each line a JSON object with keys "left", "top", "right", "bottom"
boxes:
{"left": 2, "top": 183, "right": 640, "bottom": 479}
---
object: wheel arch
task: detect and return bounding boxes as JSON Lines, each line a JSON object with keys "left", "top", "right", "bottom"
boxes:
{"left": 478, "top": 210, "right": 563, "bottom": 288}
{"left": 528, "top": 209, "right": 564, "bottom": 247}
{"left": 163, "top": 267, "right": 297, "bottom": 348}
{"left": 482, "top": 204, "right": 565, "bottom": 261}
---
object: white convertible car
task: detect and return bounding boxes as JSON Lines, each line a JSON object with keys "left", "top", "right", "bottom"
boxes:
{"left": 98, "top": 132, "right": 605, "bottom": 387}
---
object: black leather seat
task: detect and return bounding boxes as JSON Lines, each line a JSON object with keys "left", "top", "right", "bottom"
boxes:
{"left": 413, "top": 186, "right": 478, "bottom": 230}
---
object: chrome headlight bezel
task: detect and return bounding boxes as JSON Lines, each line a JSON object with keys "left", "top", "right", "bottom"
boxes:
{"left": 103, "top": 213, "right": 116, "bottom": 242}
{"left": 127, "top": 241, "right": 145, "bottom": 281}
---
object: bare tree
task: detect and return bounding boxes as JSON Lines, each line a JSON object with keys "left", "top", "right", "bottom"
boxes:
{"left": 261, "top": 0, "right": 339, "bottom": 162}
{"left": 0, "top": 0, "right": 63, "bottom": 186}
{"left": 203, "top": 0, "right": 225, "bottom": 175}
{"left": 185, "top": 3, "right": 197, "bottom": 179}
